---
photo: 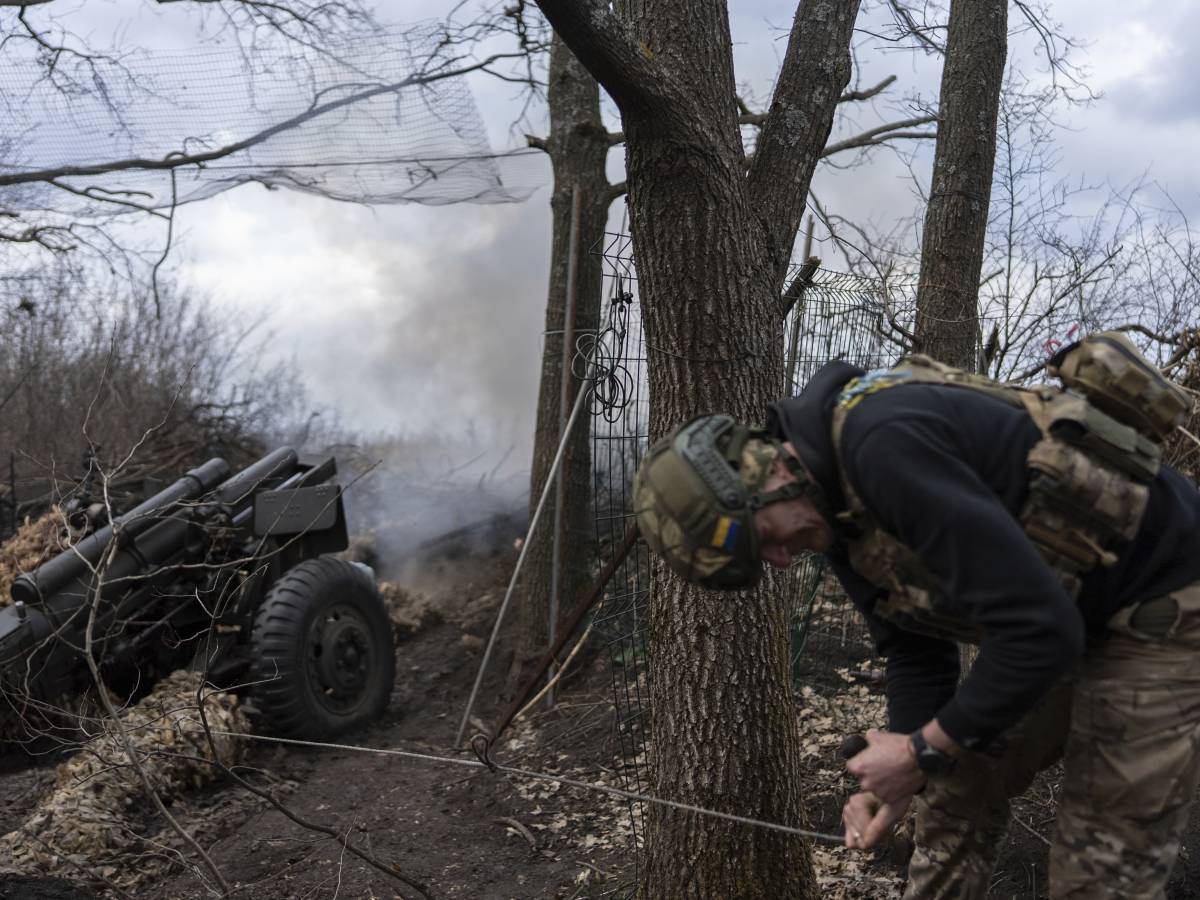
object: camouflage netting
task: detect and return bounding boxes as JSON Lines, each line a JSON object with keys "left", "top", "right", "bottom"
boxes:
{"left": 0, "top": 671, "right": 248, "bottom": 885}
{"left": 378, "top": 579, "right": 442, "bottom": 640}
{"left": 0, "top": 508, "right": 83, "bottom": 606}
{"left": 0, "top": 23, "right": 547, "bottom": 216}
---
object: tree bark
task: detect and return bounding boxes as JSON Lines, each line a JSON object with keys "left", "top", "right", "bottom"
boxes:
{"left": 913, "top": 0, "right": 1007, "bottom": 370}
{"left": 514, "top": 34, "right": 611, "bottom": 685}
{"left": 532, "top": 3, "right": 859, "bottom": 897}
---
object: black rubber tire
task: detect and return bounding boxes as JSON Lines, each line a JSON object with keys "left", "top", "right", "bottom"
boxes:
{"left": 249, "top": 557, "right": 395, "bottom": 739}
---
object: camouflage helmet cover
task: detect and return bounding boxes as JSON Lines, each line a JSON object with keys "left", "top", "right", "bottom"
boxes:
{"left": 633, "top": 415, "right": 785, "bottom": 590}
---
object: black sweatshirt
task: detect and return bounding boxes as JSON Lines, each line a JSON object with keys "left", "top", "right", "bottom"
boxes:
{"left": 767, "top": 362, "right": 1200, "bottom": 749}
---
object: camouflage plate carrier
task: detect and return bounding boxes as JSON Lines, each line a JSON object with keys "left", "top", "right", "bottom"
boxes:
{"left": 830, "top": 331, "right": 1193, "bottom": 643}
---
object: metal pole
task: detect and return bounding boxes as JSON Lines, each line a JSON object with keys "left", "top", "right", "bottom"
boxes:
{"left": 455, "top": 378, "right": 592, "bottom": 747}
{"left": 548, "top": 185, "right": 583, "bottom": 710}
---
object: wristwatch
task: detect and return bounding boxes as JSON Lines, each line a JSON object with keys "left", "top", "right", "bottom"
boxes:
{"left": 910, "top": 729, "right": 958, "bottom": 777}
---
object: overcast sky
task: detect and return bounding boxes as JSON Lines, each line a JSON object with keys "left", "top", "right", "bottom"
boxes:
{"left": 50, "top": 0, "right": 1200, "bottom": 478}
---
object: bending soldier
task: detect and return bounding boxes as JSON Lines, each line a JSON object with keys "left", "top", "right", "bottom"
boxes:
{"left": 633, "top": 339, "right": 1200, "bottom": 899}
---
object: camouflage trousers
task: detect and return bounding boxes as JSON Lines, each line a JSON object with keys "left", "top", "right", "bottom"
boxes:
{"left": 905, "top": 578, "right": 1200, "bottom": 900}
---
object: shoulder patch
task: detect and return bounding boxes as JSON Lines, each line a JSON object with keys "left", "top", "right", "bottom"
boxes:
{"left": 837, "top": 368, "right": 913, "bottom": 411}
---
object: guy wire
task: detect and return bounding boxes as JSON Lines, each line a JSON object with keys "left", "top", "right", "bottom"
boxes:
{"left": 190, "top": 725, "right": 849, "bottom": 846}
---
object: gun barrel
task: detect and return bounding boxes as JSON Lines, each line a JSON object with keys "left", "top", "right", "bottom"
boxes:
{"left": 215, "top": 447, "right": 299, "bottom": 507}
{"left": 10, "top": 457, "right": 232, "bottom": 605}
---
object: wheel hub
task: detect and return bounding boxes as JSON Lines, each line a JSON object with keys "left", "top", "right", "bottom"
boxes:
{"left": 308, "top": 605, "right": 373, "bottom": 711}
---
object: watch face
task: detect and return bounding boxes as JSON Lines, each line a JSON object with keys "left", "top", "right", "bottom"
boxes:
{"left": 912, "top": 732, "right": 957, "bottom": 777}
{"left": 917, "top": 747, "right": 955, "bottom": 776}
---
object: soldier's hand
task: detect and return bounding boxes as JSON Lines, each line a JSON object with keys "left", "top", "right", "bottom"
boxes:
{"left": 842, "top": 790, "right": 911, "bottom": 850}
{"left": 846, "top": 728, "right": 926, "bottom": 802}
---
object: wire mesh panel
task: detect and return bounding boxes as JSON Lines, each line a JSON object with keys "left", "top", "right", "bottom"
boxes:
{"left": 589, "top": 232, "right": 652, "bottom": 858}
{"left": 778, "top": 266, "right": 919, "bottom": 685}
{"left": 786, "top": 265, "right": 923, "bottom": 371}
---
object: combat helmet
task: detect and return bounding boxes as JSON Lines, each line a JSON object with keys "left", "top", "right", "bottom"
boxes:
{"left": 633, "top": 415, "right": 830, "bottom": 590}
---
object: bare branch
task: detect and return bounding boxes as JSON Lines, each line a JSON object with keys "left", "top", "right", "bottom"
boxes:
{"left": 839, "top": 74, "right": 897, "bottom": 102}
{"left": 888, "top": 0, "right": 945, "bottom": 54}
{"left": 820, "top": 114, "right": 937, "bottom": 158}
{"left": 532, "top": 0, "right": 670, "bottom": 116}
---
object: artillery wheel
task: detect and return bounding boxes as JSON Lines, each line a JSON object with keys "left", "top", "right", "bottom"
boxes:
{"left": 250, "top": 557, "right": 395, "bottom": 739}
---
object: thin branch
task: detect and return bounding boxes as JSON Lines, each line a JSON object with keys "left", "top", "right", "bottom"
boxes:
{"left": 888, "top": 0, "right": 945, "bottom": 54}
{"left": 190, "top": 702, "right": 432, "bottom": 899}
{"left": 150, "top": 167, "right": 180, "bottom": 318}
{"left": 82, "top": 539, "right": 231, "bottom": 894}
{"left": 820, "top": 115, "right": 938, "bottom": 158}
{"left": 839, "top": 74, "right": 897, "bottom": 102}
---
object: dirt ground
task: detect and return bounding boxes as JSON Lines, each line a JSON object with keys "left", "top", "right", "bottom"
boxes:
{"left": 0, "top": 542, "right": 636, "bottom": 900}
{"left": 3, "top": 535, "right": 1200, "bottom": 899}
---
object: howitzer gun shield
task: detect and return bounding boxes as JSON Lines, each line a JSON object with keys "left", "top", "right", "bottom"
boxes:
{"left": 254, "top": 485, "right": 340, "bottom": 536}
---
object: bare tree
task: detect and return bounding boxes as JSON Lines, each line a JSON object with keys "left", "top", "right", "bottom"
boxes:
{"left": 511, "top": 5, "right": 936, "bottom": 697}
{"left": 529, "top": 3, "right": 862, "bottom": 897}
{"left": 0, "top": 274, "right": 309, "bottom": 530}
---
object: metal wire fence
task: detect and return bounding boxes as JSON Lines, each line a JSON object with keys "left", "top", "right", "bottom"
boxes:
{"left": 586, "top": 234, "right": 917, "bottom": 861}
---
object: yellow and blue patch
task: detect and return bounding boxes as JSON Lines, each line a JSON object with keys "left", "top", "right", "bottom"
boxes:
{"left": 837, "top": 368, "right": 912, "bottom": 411}
{"left": 711, "top": 516, "right": 740, "bottom": 551}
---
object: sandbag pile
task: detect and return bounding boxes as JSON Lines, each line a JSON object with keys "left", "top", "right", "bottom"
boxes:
{"left": 0, "top": 507, "right": 83, "bottom": 606}
{"left": 0, "top": 670, "right": 248, "bottom": 882}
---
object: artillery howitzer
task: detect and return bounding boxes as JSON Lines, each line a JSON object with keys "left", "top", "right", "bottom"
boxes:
{"left": 0, "top": 447, "right": 395, "bottom": 748}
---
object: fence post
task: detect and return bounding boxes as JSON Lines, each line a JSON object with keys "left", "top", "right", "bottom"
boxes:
{"left": 549, "top": 184, "right": 583, "bottom": 710}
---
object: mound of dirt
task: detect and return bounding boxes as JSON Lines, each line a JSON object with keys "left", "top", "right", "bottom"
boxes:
{"left": 0, "top": 671, "right": 247, "bottom": 887}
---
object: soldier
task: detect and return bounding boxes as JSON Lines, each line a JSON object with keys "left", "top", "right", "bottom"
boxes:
{"left": 633, "top": 344, "right": 1200, "bottom": 899}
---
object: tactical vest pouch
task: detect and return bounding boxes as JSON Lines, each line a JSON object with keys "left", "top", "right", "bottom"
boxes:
{"left": 1021, "top": 391, "right": 1162, "bottom": 483}
{"left": 1021, "top": 438, "right": 1149, "bottom": 579}
{"left": 1048, "top": 331, "right": 1192, "bottom": 440}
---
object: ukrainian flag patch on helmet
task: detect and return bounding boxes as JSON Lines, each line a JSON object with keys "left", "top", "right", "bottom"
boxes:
{"left": 711, "top": 516, "right": 740, "bottom": 551}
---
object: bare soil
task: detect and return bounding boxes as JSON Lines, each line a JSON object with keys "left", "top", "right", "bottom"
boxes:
{"left": 140, "top": 545, "right": 636, "bottom": 900}
{"left": 3, "top": 534, "right": 1199, "bottom": 899}
{"left": 0, "top": 540, "right": 634, "bottom": 900}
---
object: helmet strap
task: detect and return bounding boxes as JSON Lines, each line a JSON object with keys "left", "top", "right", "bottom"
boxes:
{"left": 747, "top": 448, "right": 833, "bottom": 525}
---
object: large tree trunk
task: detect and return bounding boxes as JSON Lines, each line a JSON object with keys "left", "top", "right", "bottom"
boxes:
{"left": 913, "top": 0, "right": 1007, "bottom": 370}
{"left": 532, "top": 2, "right": 859, "bottom": 897}
{"left": 514, "top": 35, "right": 611, "bottom": 685}
{"left": 627, "top": 116, "right": 811, "bottom": 900}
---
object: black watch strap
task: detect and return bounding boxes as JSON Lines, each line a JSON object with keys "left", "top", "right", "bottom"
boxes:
{"left": 910, "top": 729, "right": 958, "bottom": 778}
